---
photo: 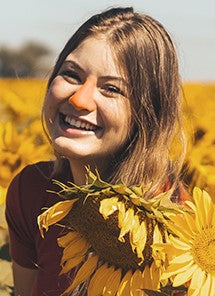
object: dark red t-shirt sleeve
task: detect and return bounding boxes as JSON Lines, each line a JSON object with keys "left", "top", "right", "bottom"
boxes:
{"left": 6, "top": 169, "right": 38, "bottom": 269}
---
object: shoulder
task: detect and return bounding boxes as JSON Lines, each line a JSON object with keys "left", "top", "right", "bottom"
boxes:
{"left": 6, "top": 161, "right": 54, "bottom": 200}
{"left": 18, "top": 159, "right": 72, "bottom": 184}
{"left": 19, "top": 160, "right": 54, "bottom": 183}
{"left": 6, "top": 160, "right": 72, "bottom": 216}
{"left": 6, "top": 161, "right": 55, "bottom": 221}
{"left": 5, "top": 161, "right": 58, "bottom": 268}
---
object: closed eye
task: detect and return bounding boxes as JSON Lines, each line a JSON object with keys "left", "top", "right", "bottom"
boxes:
{"left": 61, "top": 70, "right": 81, "bottom": 84}
{"left": 101, "top": 84, "right": 124, "bottom": 96}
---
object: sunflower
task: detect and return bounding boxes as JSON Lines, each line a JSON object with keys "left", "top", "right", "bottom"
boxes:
{"left": 156, "top": 187, "right": 215, "bottom": 295}
{"left": 38, "top": 168, "right": 182, "bottom": 295}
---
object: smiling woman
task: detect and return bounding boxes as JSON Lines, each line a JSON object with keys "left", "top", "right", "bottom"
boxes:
{"left": 44, "top": 36, "right": 131, "bottom": 172}
{"left": 5, "top": 6, "right": 187, "bottom": 296}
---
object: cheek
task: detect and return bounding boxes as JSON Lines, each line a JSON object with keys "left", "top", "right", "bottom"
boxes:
{"left": 101, "top": 98, "right": 131, "bottom": 133}
{"left": 43, "top": 91, "right": 59, "bottom": 129}
{"left": 49, "top": 76, "right": 72, "bottom": 100}
{"left": 43, "top": 77, "right": 68, "bottom": 116}
{"left": 116, "top": 99, "right": 131, "bottom": 128}
{"left": 43, "top": 93, "right": 56, "bottom": 116}
{"left": 119, "top": 100, "right": 132, "bottom": 140}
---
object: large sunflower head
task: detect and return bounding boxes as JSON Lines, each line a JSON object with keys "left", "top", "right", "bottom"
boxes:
{"left": 38, "top": 168, "right": 185, "bottom": 295}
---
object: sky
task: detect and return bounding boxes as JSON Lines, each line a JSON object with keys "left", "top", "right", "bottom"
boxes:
{"left": 0, "top": 0, "right": 214, "bottom": 81}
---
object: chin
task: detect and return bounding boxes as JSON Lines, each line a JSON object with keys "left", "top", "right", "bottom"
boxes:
{"left": 52, "top": 136, "right": 120, "bottom": 165}
{"left": 53, "top": 140, "right": 93, "bottom": 161}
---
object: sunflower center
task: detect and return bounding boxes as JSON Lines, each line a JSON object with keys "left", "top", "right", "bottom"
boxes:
{"left": 66, "top": 196, "right": 154, "bottom": 271}
{"left": 192, "top": 227, "right": 215, "bottom": 275}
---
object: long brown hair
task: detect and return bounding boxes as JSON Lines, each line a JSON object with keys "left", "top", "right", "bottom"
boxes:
{"left": 43, "top": 7, "right": 186, "bottom": 199}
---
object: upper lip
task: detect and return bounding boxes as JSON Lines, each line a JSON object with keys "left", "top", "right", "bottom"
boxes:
{"left": 60, "top": 112, "right": 102, "bottom": 129}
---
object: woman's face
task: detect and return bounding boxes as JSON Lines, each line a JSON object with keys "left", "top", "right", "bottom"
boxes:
{"left": 44, "top": 36, "right": 131, "bottom": 165}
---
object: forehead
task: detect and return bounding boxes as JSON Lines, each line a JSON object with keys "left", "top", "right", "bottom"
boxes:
{"left": 64, "top": 36, "right": 120, "bottom": 77}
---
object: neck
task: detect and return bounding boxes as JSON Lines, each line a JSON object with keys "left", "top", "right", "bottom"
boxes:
{"left": 68, "top": 158, "right": 110, "bottom": 186}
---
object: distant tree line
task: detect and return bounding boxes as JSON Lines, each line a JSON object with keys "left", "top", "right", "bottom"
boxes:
{"left": 0, "top": 41, "right": 52, "bottom": 78}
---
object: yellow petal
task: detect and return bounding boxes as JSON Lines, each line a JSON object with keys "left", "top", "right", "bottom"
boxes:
{"left": 185, "top": 200, "right": 196, "bottom": 212}
{"left": 201, "top": 190, "right": 215, "bottom": 227}
{"left": 199, "top": 273, "right": 211, "bottom": 296}
{"left": 149, "top": 261, "right": 161, "bottom": 290}
{"left": 161, "top": 241, "right": 187, "bottom": 262}
{"left": 61, "top": 236, "right": 89, "bottom": 264}
{"left": 129, "top": 215, "right": 141, "bottom": 251}
{"left": 60, "top": 254, "right": 85, "bottom": 275}
{"left": 135, "top": 221, "right": 147, "bottom": 261}
{"left": 103, "top": 268, "right": 122, "bottom": 296}
{"left": 183, "top": 212, "right": 197, "bottom": 235}
{"left": 118, "top": 208, "right": 134, "bottom": 242}
{"left": 153, "top": 224, "right": 163, "bottom": 244}
{"left": 62, "top": 254, "right": 99, "bottom": 295}
{"left": 117, "top": 270, "right": 133, "bottom": 296}
{"left": 189, "top": 267, "right": 206, "bottom": 296}
{"left": 130, "top": 269, "right": 144, "bottom": 296}
{"left": 142, "top": 265, "right": 153, "bottom": 290}
{"left": 151, "top": 243, "right": 166, "bottom": 264}
{"left": 173, "top": 264, "right": 197, "bottom": 287}
{"left": 88, "top": 264, "right": 109, "bottom": 296}
{"left": 208, "top": 276, "right": 215, "bottom": 296}
{"left": 165, "top": 220, "right": 193, "bottom": 242}
{"left": 169, "top": 235, "right": 191, "bottom": 251}
{"left": 88, "top": 265, "right": 115, "bottom": 296}
{"left": 99, "top": 197, "right": 119, "bottom": 219}
{"left": 193, "top": 188, "right": 207, "bottom": 229}
{"left": 57, "top": 231, "right": 82, "bottom": 248}
{"left": 193, "top": 187, "right": 203, "bottom": 208}
{"left": 37, "top": 199, "right": 78, "bottom": 238}
{"left": 207, "top": 203, "right": 215, "bottom": 228}
{"left": 118, "top": 202, "right": 126, "bottom": 228}
{"left": 202, "top": 190, "right": 213, "bottom": 225}
{"left": 168, "top": 215, "right": 194, "bottom": 240}
{"left": 170, "top": 252, "right": 193, "bottom": 265}
{"left": 161, "top": 261, "right": 193, "bottom": 280}
{"left": 212, "top": 208, "right": 215, "bottom": 226}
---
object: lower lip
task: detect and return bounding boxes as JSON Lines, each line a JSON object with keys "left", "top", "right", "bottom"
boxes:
{"left": 59, "top": 115, "right": 100, "bottom": 138}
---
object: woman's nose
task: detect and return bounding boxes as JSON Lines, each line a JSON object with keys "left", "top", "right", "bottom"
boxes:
{"left": 68, "top": 76, "right": 97, "bottom": 111}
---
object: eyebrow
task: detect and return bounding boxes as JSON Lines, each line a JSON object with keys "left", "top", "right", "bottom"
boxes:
{"left": 62, "top": 60, "right": 128, "bottom": 86}
{"left": 63, "top": 60, "right": 84, "bottom": 72}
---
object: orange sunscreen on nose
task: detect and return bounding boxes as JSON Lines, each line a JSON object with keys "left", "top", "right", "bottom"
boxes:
{"left": 68, "top": 77, "right": 96, "bottom": 111}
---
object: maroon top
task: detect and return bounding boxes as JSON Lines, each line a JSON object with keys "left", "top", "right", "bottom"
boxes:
{"left": 6, "top": 161, "right": 190, "bottom": 295}
{"left": 6, "top": 161, "right": 75, "bottom": 296}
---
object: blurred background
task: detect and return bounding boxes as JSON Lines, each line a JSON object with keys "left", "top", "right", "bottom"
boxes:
{"left": 0, "top": 0, "right": 215, "bottom": 81}
{"left": 0, "top": 0, "right": 214, "bottom": 294}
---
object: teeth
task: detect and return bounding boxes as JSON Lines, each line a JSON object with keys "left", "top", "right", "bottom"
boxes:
{"left": 64, "top": 115, "right": 96, "bottom": 131}
{"left": 76, "top": 121, "right": 81, "bottom": 128}
{"left": 81, "top": 122, "right": 85, "bottom": 128}
{"left": 70, "top": 118, "right": 76, "bottom": 126}
{"left": 86, "top": 123, "right": 90, "bottom": 129}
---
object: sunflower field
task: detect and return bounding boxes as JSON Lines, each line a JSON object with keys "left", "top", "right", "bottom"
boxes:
{"left": 0, "top": 79, "right": 215, "bottom": 294}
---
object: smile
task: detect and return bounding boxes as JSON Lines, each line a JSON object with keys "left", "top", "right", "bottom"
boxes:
{"left": 60, "top": 113, "right": 100, "bottom": 132}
